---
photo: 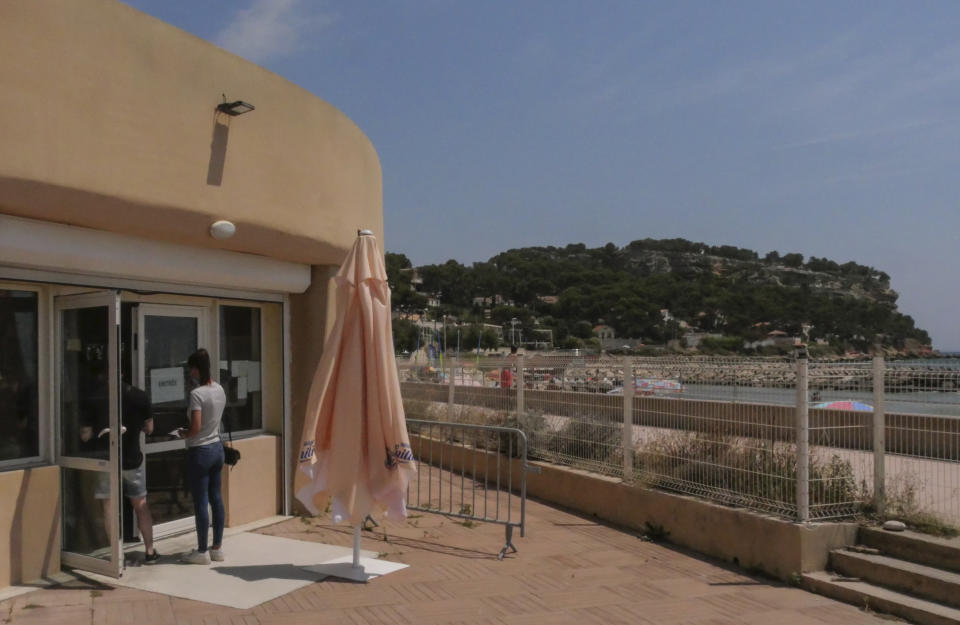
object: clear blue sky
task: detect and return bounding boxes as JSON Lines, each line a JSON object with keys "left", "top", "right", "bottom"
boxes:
{"left": 122, "top": 0, "right": 960, "bottom": 350}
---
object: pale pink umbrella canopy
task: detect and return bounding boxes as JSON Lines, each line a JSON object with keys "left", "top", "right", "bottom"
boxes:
{"left": 295, "top": 232, "right": 416, "bottom": 524}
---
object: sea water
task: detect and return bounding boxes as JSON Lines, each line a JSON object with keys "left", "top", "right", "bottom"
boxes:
{"left": 678, "top": 382, "right": 960, "bottom": 417}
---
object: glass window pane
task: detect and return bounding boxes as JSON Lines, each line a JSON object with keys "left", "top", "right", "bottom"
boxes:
{"left": 0, "top": 290, "right": 39, "bottom": 462}
{"left": 145, "top": 447, "right": 194, "bottom": 526}
{"left": 219, "top": 306, "right": 261, "bottom": 431}
{"left": 61, "top": 467, "right": 115, "bottom": 561}
{"left": 142, "top": 315, "right": 197, "bottom": 444}
{"left": 60, "top": 306, "right": 109, "bottom": 459}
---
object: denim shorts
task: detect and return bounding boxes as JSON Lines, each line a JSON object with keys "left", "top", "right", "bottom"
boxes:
{"left": 94, "top": 461, "right": 148, "bottom": 500}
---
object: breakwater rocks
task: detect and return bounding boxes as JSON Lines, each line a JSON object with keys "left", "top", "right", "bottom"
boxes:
{"left": 521, "top": 358, "right": 960, "bottom": 393}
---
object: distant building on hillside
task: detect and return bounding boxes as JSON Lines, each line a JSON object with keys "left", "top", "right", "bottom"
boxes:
{"left": 766, "top": 330, "right": 796, "bottom": 346}
{"left": 594, "top": 324, "right": 615, "bottom": 340}
{"left": 525, "top": 327, "right": 554, "bottom": 349}
{"left": 472, "top": 294, "right": 514, "bottom": 308}
{"left": 401, "top": 267, "right": 423, "bottom": 287}
{"left": 484, "top": 323, "right": 505, "bottom": 342}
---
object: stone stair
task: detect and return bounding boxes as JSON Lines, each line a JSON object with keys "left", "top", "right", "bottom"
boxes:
{"left": 803, "top": 527, "right": 960, "bottom": 625}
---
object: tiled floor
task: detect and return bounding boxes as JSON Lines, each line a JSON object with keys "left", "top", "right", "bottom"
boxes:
{"left": 2, "top": 495, "right": 898, "bottom": 625}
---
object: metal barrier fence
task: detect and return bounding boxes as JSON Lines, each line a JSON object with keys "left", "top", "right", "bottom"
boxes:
{"left": 404, "top": 418, "right": 534, "bottom": 559}
{"left": 399, "top": 355, "right": 960, "bottom": 525}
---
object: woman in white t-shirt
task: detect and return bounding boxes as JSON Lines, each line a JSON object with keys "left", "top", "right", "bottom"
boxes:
{"left": 179, "top": 348, "right": 227, "bottom": 565}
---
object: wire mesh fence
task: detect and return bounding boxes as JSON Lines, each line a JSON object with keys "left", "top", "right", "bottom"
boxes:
{"left": 806, "top": 360, "right": 875, "bottom": 520}
{"left": 520, "top": 354, "right": 624, "bottom": 476}
{"left": 885, "top": 361, "right": 960, "bottom": 415}
{"left": 628, "top": 357, "right": 800, "bottom": 518}
{"left": 882, "top": 362, "right": 960, "bottom": 526}
{"left": 398, "top": 354, "right": 960, "bottom": 525}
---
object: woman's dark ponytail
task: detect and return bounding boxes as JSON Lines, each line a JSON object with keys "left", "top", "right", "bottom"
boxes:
{"left": 187, "top": 348, "right": 212, "bottom": 385}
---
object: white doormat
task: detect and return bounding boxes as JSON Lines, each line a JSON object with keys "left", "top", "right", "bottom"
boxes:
{"left": 82, "top": 532, "right": 397, "bottom": 609}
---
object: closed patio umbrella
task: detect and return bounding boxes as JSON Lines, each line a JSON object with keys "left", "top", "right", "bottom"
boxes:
{"left": 295, "top": 230, "right": 416, "bottom": 579}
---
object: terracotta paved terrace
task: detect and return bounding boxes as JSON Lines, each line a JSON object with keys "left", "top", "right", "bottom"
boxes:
{"left": 1, "top": 494, "right": 898, "bottom": 625}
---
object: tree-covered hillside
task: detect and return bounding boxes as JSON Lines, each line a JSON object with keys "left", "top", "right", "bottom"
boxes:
{"left": 386, "top": 239, "right": 930, "bottom": 354}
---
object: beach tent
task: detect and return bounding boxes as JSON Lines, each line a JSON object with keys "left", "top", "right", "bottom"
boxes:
{"left": 813, "top": 400, "right": 873, "bottom": 411}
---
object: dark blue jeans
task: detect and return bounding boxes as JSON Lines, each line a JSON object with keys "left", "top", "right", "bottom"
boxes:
{"left": 186, "top": 441, "right": 224, "bottom": 552}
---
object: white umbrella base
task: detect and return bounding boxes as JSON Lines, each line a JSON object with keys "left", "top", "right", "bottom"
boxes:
{"left": 302, "top": 555, "right": 408, "bottom": 582}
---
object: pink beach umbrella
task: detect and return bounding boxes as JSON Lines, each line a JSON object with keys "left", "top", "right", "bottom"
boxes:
{"left": 295, "top": 230, "right": 416, "bottom": 578}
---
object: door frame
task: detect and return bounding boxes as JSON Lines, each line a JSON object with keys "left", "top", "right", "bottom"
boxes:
{"left": 132, "top": 303, "right": 209, "bottom": 411}
{"left": 3, "top": 271, "right": 294, "bottom": 556}
{"left": 54, "top": 290, "right": 124, "bottom": 578}
{"left": 132, "top": 302, "right": 209, "bottom": 539}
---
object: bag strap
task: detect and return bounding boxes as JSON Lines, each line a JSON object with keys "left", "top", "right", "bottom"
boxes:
{"left": 219, "top": 416, "right": 237, "bottom": 469}
{"left": 220, "top": 416, "right": 234, "bottom": 446}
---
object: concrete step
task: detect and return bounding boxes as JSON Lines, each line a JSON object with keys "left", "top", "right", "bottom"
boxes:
{"left": 831, "top": 549, "right": 960, "bottom": 610}
{"left": 860, "top": 527, "right": 960, "bottom": 574}
{"left": 803, "top": 571, "right": 960, "bottom": 625}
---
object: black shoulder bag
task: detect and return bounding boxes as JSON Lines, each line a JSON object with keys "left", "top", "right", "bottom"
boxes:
{"left": 222, "top": 418, "right": 241, "bottom": 467}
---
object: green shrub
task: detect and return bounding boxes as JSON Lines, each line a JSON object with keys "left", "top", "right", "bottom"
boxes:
{"left": 404, "top": 400, "right": 551, "bottom": 459}
{"left": 864, "top": 473, "right": 959, "bottom": 537}
{"left": 403, "top": 398, "right": 434, "bottom": 421}
{"left": 633, "top": 431, "right": 861, "bottom": 513}
{"left": 553, "top": 418, "right": 623, "bottom": 473}
{"left": 699, "top": 336, "right": 744, "bottom": 354}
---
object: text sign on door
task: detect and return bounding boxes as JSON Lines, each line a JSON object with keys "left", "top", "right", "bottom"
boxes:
{"left": 150, "top": 367, "right": 185, "bottom": 404}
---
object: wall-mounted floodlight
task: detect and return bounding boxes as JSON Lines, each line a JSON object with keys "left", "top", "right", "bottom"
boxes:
{"left": 216, "top": 100, "right": 255, "bottom": 116}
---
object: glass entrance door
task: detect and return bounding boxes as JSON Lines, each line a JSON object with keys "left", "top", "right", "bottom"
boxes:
{"left": 56, "top": 292, "right": 123, "bottom": 578}
{"left": 132, "top": 304, "right": 206, "bottom": 537}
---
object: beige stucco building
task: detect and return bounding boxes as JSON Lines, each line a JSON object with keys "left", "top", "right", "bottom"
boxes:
{"left": 0, "top": 0, "right": 382, "bottom": 586}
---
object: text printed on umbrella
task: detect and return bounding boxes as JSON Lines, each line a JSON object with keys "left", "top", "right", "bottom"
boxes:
{"left": 300, "top": 439, "right": 315, "bottom": 463}
{"left": 385, "top": 443, "right": 414, "bottom": 469}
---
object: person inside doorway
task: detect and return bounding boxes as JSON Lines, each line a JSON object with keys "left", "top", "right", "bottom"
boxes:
{"left": 83, "top": 368, "right": 158, "bottom": 563}
{"left": 119, "top": 380, "right": 158, "bottom": 564}
{"left": 178, "top": 348, "right": 226, "bottom": 565}
{"left": 79, "top": 359, "right": 112, "bottom": 550}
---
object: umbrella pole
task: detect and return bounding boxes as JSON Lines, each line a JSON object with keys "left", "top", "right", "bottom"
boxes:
{"left": 352, "top": 525, "right": 362, "bottom": 570}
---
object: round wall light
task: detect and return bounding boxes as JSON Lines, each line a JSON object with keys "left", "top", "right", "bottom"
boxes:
{"left": 209, "top": 220, "right": 236, "bottom": 240}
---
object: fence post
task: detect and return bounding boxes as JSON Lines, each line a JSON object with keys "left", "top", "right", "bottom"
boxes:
{"left": 516, "top": 355, "right": 525, "bottom": 415}
{"left": 622, "top": 356, "right": 634, "bottom": 482}
{"left": 447, "top": 357, "right": 456, "bottom": 419}
{"left": 796, "top": 347, "right": 810, "bottom": 523}
{"left": 872, "top": 355, "right": 886, "bottom": 515}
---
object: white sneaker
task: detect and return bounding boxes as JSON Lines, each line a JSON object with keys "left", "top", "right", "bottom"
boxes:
{"left": 210, "top": 548, "right": 224, "bottom": 562}
{"left": 180, "top": 549, "right": 210, "bottom": 565}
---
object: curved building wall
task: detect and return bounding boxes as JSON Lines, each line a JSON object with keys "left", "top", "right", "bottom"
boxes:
{"left": 0, "top": 0, "right": 382, "bottom": 265}
{"left": 0, "top": 1, "right": 386, "bottom": 587}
